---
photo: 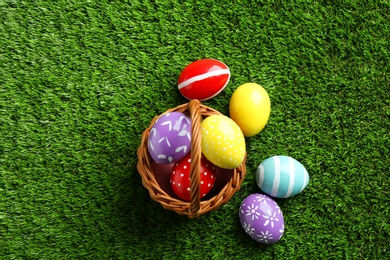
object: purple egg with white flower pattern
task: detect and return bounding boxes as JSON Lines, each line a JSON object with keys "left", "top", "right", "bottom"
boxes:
{"left": 148, "top": 112, "right": 192, "bottom": 164}
{"left": 239, "top": 194, "right": 284, "bottom": 244}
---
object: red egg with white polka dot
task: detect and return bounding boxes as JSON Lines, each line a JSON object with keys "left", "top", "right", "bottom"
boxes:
{"left": 170, "top": 153, "right": 216, "bottom": 201}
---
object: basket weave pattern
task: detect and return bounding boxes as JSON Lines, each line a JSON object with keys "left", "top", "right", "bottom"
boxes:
{"left": 137, "top": 99, "right": 246, "bottom": 218}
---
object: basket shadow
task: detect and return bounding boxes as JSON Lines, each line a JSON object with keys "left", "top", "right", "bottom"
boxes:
{"left": 117, "top": 165, "right": 192, "bottom": 240}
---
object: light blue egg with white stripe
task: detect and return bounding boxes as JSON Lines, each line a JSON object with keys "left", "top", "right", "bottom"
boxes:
{"left": 256, "top": 155, "right": 309, "bottom": 198}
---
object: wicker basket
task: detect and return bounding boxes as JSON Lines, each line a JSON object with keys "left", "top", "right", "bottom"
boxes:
{"left": 137, "top": 99, "right": 246, "bottom": 218}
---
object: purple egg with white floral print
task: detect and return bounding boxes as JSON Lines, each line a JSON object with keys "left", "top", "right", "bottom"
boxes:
{"left": 148, "top": 112, "right": 192, "bottom": 164}
{"left": 239, "top": 194, "right": 284, "bottom": 244}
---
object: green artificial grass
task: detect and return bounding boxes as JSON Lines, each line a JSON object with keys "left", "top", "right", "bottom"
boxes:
{"left": 1, "top": 0, "right": 390, "bottom": 259}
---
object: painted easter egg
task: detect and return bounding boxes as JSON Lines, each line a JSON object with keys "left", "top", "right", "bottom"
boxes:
{"left": 178, "top": 58, "right": 230, "bottom": 101}
{"left": 201, "top": 115, "right": 246, "bottom": 169}
{"left": 229, "top": 83, "right": 271, "bottom": 137}
{"left": 256, "top": 155, "right": 310, "bottom": 198}
{"left": 170, "top": 153, "right": 216, "bottom": 201}
{"left": 239, "top": 194, "right": 284, "bottom": 244}
{"left": 148, "top": 112, "right": 192, "bottom": 164}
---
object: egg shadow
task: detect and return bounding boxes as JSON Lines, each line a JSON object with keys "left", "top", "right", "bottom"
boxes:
{"left": 202, "top": 167, "right": 235, "bottom": 200}
{"left": 150, "top": 161, "right": 179, "bottom": 199}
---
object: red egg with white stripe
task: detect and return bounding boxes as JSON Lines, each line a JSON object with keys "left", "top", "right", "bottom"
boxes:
{"left": 178, "top": 58, "right": 231, "bottom": 101}
{"left": 170, "top": 153, "right": 216, "bottom": 201}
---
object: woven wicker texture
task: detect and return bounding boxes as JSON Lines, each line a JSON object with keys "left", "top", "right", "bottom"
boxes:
{"left": 137, "top": 99, "right": 246, "bottom": 218}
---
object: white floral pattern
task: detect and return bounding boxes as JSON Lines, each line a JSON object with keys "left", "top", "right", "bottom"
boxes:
{"left": 240, "top": 203, "right": 245, "bottom": 214}
{"left": 274, "top": 204, "right": 282, "bottom": 214}
{"left": 262, "top": 209, "right": 280, "bottom": 228}
{"left": 256, "top": 231, "right": 273, "bottom": 244}
{"left": 278, "top": 223, "right": 285, "bottom": 240}
{"left": 255, "top": 195, "right": 271, "bottom": 204}
{"left": 242, "top": 222, "right": 255, "bottom": 236}
{"left": 245, "top": 203, "right": 261, "bottom": 221}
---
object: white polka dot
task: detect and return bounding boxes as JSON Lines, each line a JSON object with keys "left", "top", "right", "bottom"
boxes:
{"left": 180, "top": 173, "right": 184, "bottom": 177}
{"left": 188, "top": 158, "right": 191, "bottom": 162}
{"left": 178, "top": 183, "right": 181, "bottom": 187}
{"left": 173, "top": 181, "right": 175, "bottom": 185}
{"left": 201, "top": 181, "right": 204, "bottom": 184}
{"left": 217, "top": 136, "right": 220, "bottom": 139}
{"left": 184, "top": 165, "right": 187, "bottom": 169}
{"left": 173, "top": 171, "right": 176, "bottom": 174}
{"left": 208, "top": 183, "right": 211, "bottom": 187}
{"left": 187, "top": 187, "right": 190, "bottom": 191}
{"left": 204, "top": 172, "right": 207, "bottom": 176}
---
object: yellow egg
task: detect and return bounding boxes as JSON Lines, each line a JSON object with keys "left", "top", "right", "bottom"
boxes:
{"left": 201, "top": 115, "right": 246, "bottom": 169}
{"left": 229, "top": 83, "right": 271, "bottom": 137}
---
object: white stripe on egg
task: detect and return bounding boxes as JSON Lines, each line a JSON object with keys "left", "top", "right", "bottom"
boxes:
{"left": 178, "top": 69, "right": 230, "bottom": 89}
{"left": 271, "top": 156, "right": 281, "bottom": 197}
{"left": 302, "top": 168, "right": 308, "bottom": 192}
{"left": 285, "top": 156, "right": 296, "bottom": 198}
{"left": 257, "top": 164, "right": 264, "bottom": 187}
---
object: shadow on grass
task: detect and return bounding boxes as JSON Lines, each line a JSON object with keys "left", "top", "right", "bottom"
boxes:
{"left": 112, "top": 148, "right": 291, "bottom": 253}
{"left": 114, "top": 164, "right": 192, "bottom": 241}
